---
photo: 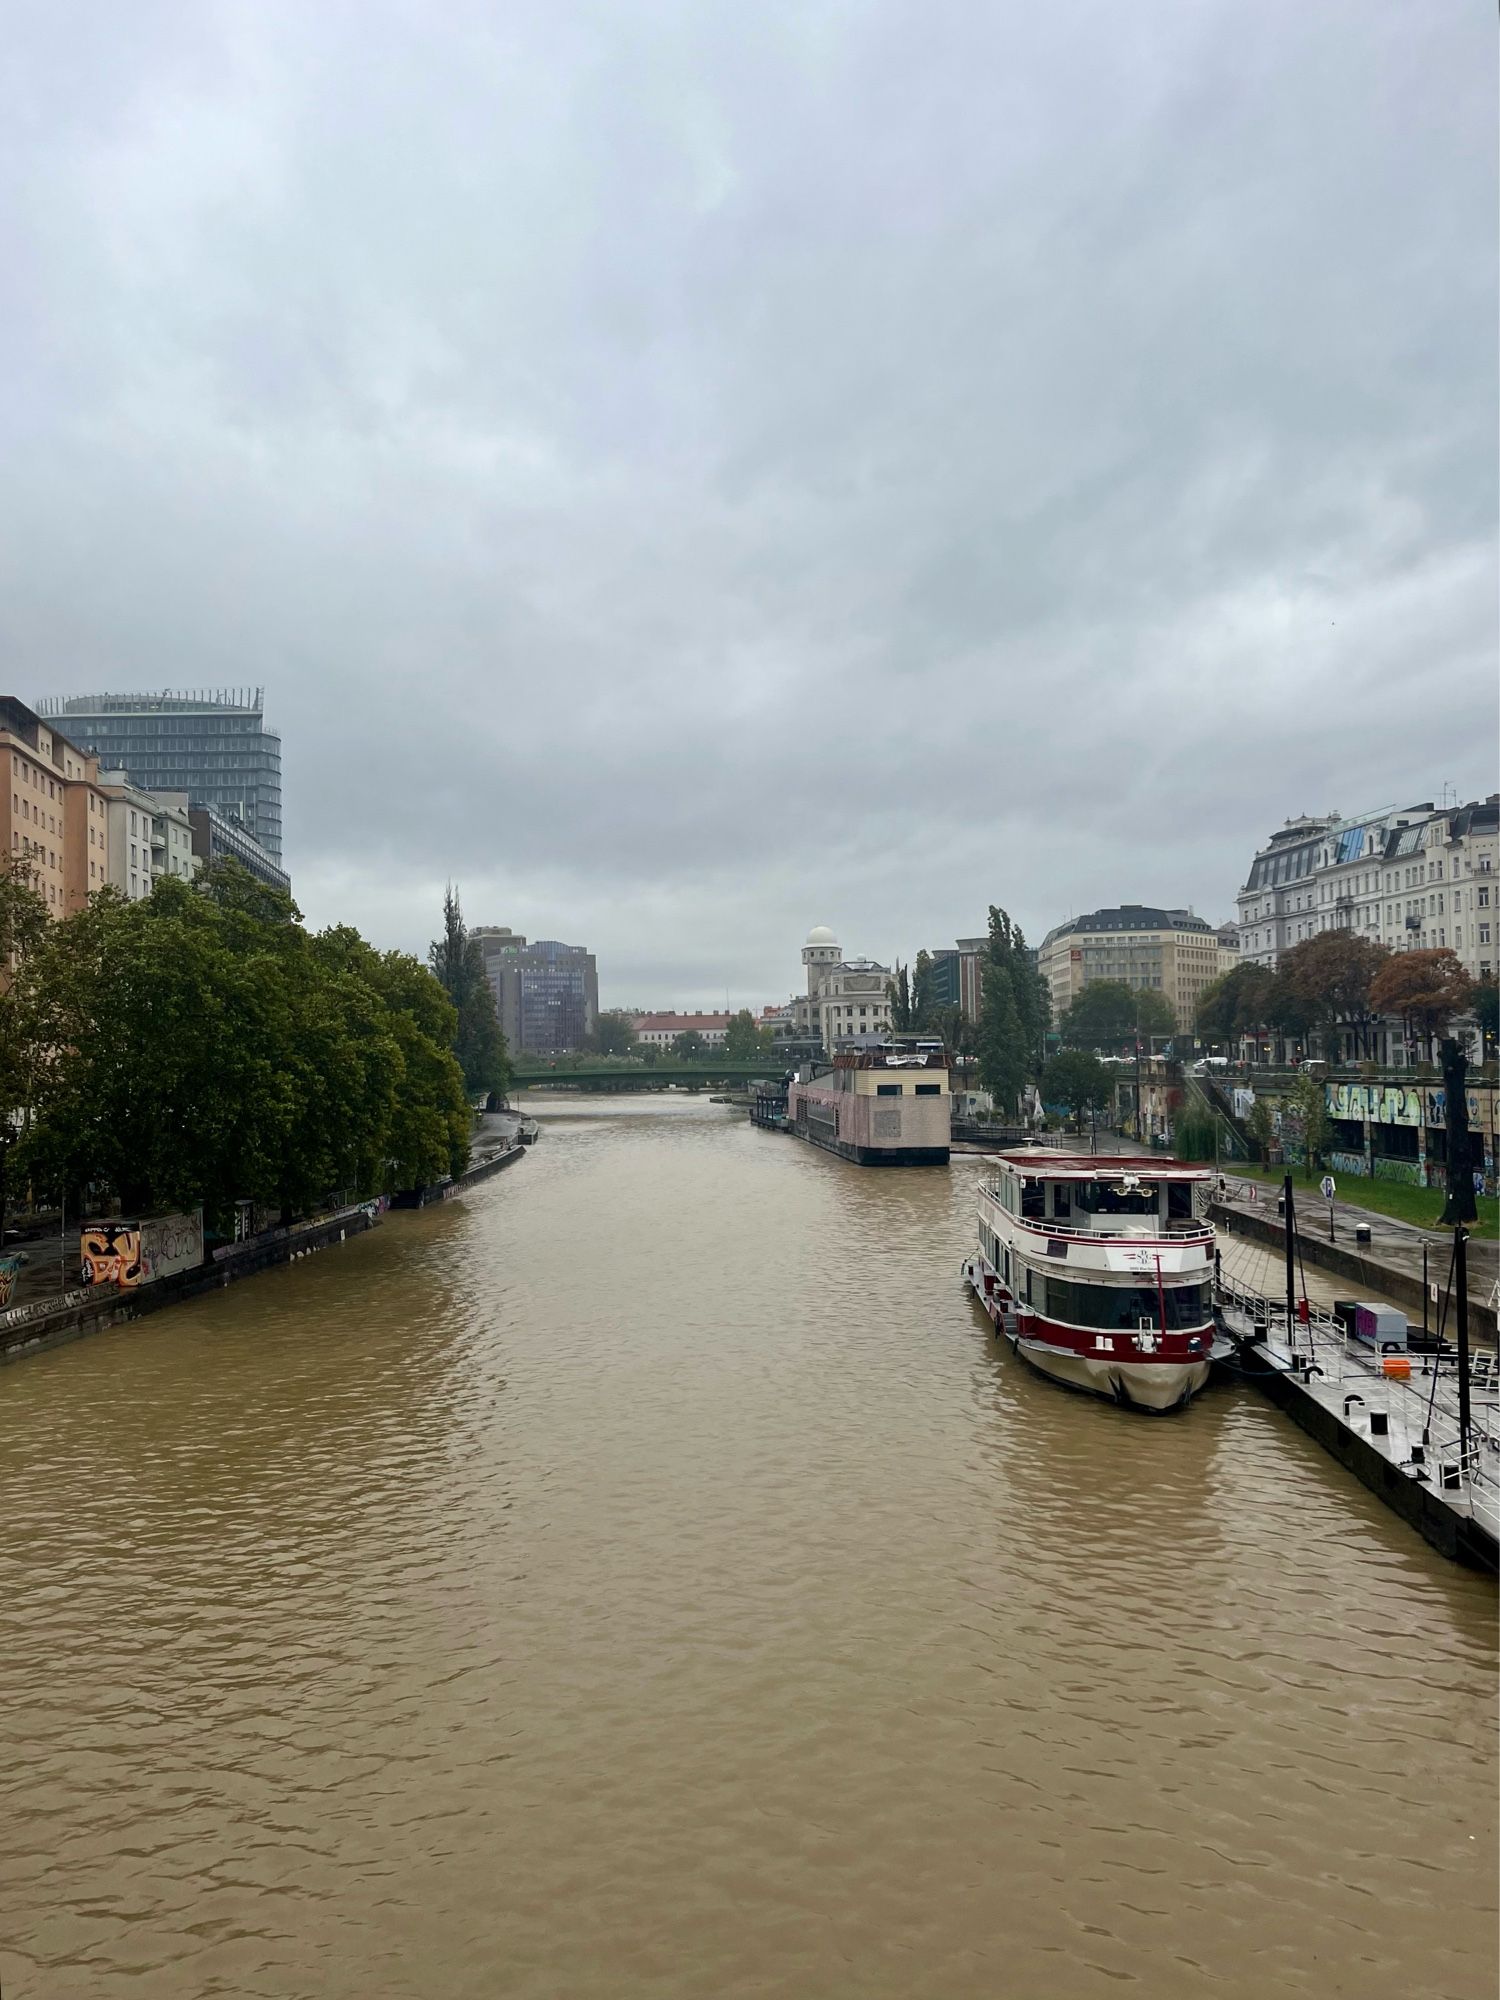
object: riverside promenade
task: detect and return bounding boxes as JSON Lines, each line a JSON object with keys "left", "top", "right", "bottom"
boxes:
{"left": 1212, "top": 1174, "right": 1497, "bottom": 1348}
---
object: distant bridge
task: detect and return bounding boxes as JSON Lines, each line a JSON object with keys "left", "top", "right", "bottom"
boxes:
{"left": 508, "top": 1059, "right": 779, "bottom": 1092}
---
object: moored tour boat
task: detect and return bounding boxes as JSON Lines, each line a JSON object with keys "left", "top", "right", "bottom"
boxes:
{"left": 964, "top": 1151, "right": 1218, "bottom": 1413}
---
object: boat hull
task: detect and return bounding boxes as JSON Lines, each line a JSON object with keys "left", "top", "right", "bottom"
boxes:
{"left": 1009, "top": 1334, "right": 1210, "bottom": 1412}
{"left": 963, "top": 1256, "right": 1211, "bottom": 1414}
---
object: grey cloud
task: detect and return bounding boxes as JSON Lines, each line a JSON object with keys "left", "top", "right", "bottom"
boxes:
{"left": 1, "top": 0, "right": 1493, "bottom": 1007}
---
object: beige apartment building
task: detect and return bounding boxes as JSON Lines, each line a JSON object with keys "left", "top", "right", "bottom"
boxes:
{"left": 1038, "top": 904, "right": 1222, "bottom": 1033}
{"left": 99, "top": 772, "right": 199, "bottom": 901}
{"left": 1, "top": 695, "right": 112, "bottom": 916}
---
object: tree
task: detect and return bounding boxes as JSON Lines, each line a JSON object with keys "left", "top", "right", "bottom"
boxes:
{"left": 591, "top": 1011, "right": 637, "bottom": 1057}
{"left": 1291, "top": 1070, "right": 1331, "bottom": 1178}
{"left": 429, "top": 885, "right": 510, "bottom": 1100}
{"left": 1041, "top": 1050, "right": 1109, "bottom": 1127}
{"left": 24, "top": 880, "right": 473, "bottom": 1227}
{"left": 886, "top": 962, "right": 913, "bottom": 1031}
{"left": 672, "top": 1029, "right": 706, "bottom": 1059}
{"left": 1246, "top": 1096, "right": 1274, "bottom": 1163}
{"left": 722, "top": 1009, "right": 769, "bottom": 1062}
{"left": 1368, "top": 949, "right": 1476, "bottom": 1062}
{"left": 1476, "top": 979, "right": 1499, "bottom": 1059}
{"left": 1059, "top": 980, "right": 1175, "bottom": 1051}
{"left": 1279, "top": 931, "right": 1389, "bottom": 1059}
{"left": 911, "top": 950, "right": 937, "bottom": 1029}
{"left": 975, "top": 906, "right": 1049, "bottom": 1115}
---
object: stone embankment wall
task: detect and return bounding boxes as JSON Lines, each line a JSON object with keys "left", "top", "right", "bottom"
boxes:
{"left": 0, "top": 1207, "right": 381, "bottom": 1366}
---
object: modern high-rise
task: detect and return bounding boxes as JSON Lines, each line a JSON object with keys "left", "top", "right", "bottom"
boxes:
{"left": 36, "top": 690, "right": 283, "bottom": 862}
{"left": 472, "top": 927, "right": 599, "bottom": 1055}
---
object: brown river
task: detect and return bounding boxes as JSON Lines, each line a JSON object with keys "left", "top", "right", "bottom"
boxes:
{"left": 2, "top": 1096, "right": 1495, "bottom": 1999}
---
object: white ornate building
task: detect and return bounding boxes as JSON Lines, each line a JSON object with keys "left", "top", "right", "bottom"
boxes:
{"left": 790, "top": 925, "right": 894, "bottom": 1051}
{"left": 1236, "top": 796, "right": 1498, "bottom": 982}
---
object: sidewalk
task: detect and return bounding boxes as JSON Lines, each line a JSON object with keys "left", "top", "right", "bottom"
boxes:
{"left": 1216, "top": 1172, "right": 1498, "bottom": 1303}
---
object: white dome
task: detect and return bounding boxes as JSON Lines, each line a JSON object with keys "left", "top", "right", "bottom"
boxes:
{"left": 805, "top": 925, "right": 839, "bottom": 947}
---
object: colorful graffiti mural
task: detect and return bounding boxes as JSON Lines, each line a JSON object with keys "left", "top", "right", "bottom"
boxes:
{"left": 80, "top": 1222, "right": 144, "bottom": 1287}
{"left": 1372, "top": 1158, "right": 1424, "bottom": 1186}
{"left": 1326, "top": 1081, "right": 1492, "bottom": 1130}
{"left": 80, "top": 1211, "right": 203, "bottom": 1289}
{"left": 0, "top": 1253, "right": 22, "bottom": 1308}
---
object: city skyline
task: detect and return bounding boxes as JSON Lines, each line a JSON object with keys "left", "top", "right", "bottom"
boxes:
{"left": 3, "top": 3, "right": 1493, "bottom": 1009}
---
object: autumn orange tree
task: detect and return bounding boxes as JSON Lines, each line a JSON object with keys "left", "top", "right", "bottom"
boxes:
{"left": 1368, "top": 949, "right": 1476, "bottom": 1062}
{"left": 1278, "top": 931, "right": 1390, "bottom": 1059}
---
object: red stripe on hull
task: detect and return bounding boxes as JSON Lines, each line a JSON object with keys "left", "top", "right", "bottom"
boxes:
{"left": 1012, "top": 1309, "right": 1212, "bottom": 1368}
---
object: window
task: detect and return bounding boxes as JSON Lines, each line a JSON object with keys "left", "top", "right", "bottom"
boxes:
{"left": 876, "top": 1082, "right": 901, "bottom": 1096}
{"left": 915, "top": 1083, "right": 940, "bottom": 1096}
{"left": 1482, "top": 925, "right": 1492, "bottom": 945}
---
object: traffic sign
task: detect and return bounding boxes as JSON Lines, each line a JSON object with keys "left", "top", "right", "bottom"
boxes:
{"left": 1320, "top": 1175, "right": 1336, "bottom": 1200}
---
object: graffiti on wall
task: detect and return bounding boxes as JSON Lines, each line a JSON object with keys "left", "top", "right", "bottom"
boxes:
{"left": 1328, "top": 1150, "right": 1367, "bottom": 1179}
{"left": 80, "top": 1211, "right": 203, "bottom": 1289}
{"left": 80, "top": 1222, "right": 144, "bottom": 1288}
{"left": 1372, "top": 1158, "right": 1423, "bottom": 1186}
{"left": 0, "top": 1253, "right": 22, "bottom": 1308}
{"left": 1326, "top": 1081, "right": 1492, "bottom": 1130}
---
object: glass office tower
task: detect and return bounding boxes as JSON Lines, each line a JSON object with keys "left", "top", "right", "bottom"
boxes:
{"left": 36, "top": 690, "right": 283, "bottom": 861}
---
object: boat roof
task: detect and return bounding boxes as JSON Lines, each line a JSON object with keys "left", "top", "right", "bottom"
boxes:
{"left": 984, "top": 1150, "right": 1212, "bottom": 1182}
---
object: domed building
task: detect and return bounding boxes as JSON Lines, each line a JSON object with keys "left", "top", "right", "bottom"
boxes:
{"left": 788, "top": 924, "right": 893, "bottom": 1051}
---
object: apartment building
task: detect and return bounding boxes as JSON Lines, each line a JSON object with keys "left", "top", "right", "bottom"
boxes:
{"left": 1037, "top": 905, "right": 1222, "bottom": 1032}
{"left": 99, "top": 774, "right": 199, "bottom": 901}
{"left": 1236, "top": 796, "right": 1498, "bottom": 980}
{"left": 0, "top": 696, "right": 112, "bottom": 916}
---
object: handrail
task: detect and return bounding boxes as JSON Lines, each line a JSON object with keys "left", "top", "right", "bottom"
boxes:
{"left": 980, "top": 1188, "right": 1212, "bottom": 1244}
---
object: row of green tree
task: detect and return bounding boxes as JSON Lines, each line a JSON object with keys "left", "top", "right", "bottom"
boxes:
{"left": 1196, "top": 932, "right": 1495, "bottom": 1061}
{"left": 0, "top": 860, "right": 494, "bottom": 1235}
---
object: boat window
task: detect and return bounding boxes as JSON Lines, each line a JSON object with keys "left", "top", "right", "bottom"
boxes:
{"left": 914, "top": 1083, "right": 940, "bottom": 1096}
{"left": 1039, "top": 1277, "right": 1212, "bottom": 1330}
{"left": 1051, "top": 1184, "right": 1072, "bottom": 1217}
{"left": 1020, "top": 1180, "right": 1046, "bottom": 1220}
{"left": 1166, "top": 1182, "right": 1194, "bottom": 1220}
{"left": 1072, "top": 1179, "right": 1159, "bottom": 1216}
{"left": 876, "top": 1083, "right": 901, "bottom": 1096}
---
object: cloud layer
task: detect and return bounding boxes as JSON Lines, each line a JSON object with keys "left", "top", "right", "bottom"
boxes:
{"left": 3, "top": 0, "right": 1494, "bottom": 1005}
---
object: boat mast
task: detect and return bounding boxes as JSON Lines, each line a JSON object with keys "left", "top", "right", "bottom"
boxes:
{"left": 1283, "top": 1171, "right": 1296, "bottom": 1333}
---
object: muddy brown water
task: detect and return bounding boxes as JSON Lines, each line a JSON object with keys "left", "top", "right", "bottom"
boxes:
{"left": 2, "top": 1097, "right": 1495, "bottom": 1999}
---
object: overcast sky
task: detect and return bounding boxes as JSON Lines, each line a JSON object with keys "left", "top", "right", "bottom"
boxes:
{"left": 3, "top": 2, "right": 1495, "bottom": 1008}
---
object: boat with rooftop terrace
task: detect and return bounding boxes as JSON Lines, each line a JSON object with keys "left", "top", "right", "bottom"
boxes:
{"left": 964, "top": 1151, "right": 1219, "bottom": 1411}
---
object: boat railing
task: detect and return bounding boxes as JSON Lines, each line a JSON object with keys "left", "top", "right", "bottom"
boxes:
{"left": 979, "top": 1187, "right": 1213, "bottom": 1244}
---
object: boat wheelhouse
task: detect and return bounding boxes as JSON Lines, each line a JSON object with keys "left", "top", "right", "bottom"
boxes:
{"left": 965, "top": 1151, "right": 1217, "bottom": 1412}
{"left": 785, "top": 1036, "right": 950, "bottom": 1166}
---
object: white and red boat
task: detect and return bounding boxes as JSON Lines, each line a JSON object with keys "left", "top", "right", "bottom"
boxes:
{"left": 964, "top": 1150, "right": 1218, "bottom": 1413}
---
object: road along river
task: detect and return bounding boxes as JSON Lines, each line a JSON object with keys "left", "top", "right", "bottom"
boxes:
{"left": 1, "top": 1096, "right": 1495, "bottom": 1999}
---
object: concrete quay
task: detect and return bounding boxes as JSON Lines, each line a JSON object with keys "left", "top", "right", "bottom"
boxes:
{"left": 1211, "top": 1179, "right": 1496, "bottom": 1348}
